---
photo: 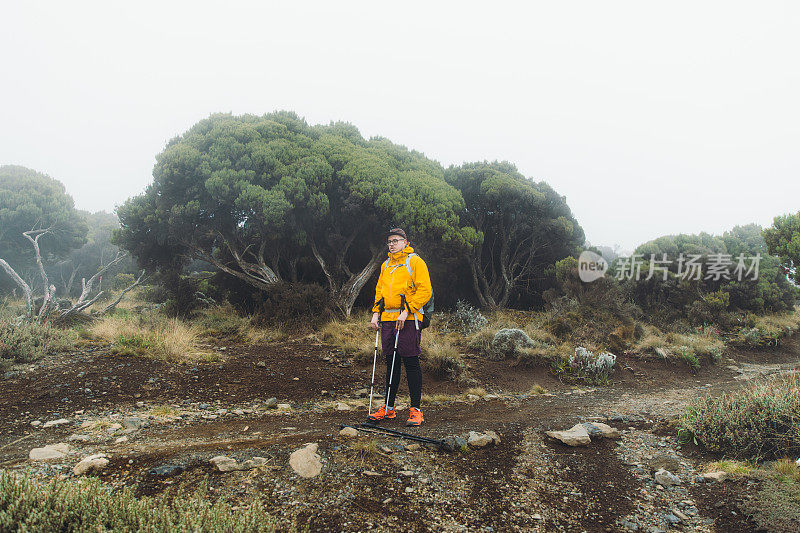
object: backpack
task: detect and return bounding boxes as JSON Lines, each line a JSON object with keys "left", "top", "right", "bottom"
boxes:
{"left": 382, "top": 252, "right": 434, "bottom": 329}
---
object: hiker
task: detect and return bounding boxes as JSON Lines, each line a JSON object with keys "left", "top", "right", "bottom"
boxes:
{"left": 368, "top": 228, "right": 432, "bottom": 426}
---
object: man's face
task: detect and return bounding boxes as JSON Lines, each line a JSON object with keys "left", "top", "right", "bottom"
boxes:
{"left": 387, "top": 235, "right": 406, "bottom": 252}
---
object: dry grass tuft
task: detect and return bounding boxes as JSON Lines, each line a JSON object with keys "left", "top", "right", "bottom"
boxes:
{"left": 319, "top": 311, "right": 375, "bottom": 363}
{"left": 89, "top": 313, "right": 213, "bottom": 362}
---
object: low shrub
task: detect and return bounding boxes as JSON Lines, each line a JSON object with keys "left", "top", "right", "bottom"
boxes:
{"left": 565, "top": 346, "right": 617, "bottom": 384}
{"left": 732, "top": 312, "right": 800, "bottom": 348}
{"left": 0, "top": 314, "right": 75, "bottom": 366}
{"left": 422, "top": 337, "right": 469, "bottom": 382}
{"left": 0, "top": 470, "right": 276, "bottom": 532}
{"left": 488, "top": 328, "right": 536, "bottom": 360}
{"left": 680, "top": 373, "right": 800, "bottom": 460}
{"left": 442, "top": 300, "right": 488, "bottom": 335}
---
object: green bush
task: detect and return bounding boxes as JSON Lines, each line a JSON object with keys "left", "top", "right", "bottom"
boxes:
{"left": 680, "top": 373, "right": 800, "bottom": 460}
{"left": 0, "top": 315, "right": 75, "bottom": 366}
{"left": 442, "top": 300, "right": 488, "bottom": 335}
{"left": 0, "top": 470, "right": 276, "bottom": 532}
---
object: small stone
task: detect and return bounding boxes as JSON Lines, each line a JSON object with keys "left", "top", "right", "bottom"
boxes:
{"left": 264, "top": 397, "right": 278, "bottom": 409}
{"left": 68, "top": 434, "right": 92, "bottom": 443}
{"left": 405, "top": 443, "right": 421, "bottom": 451}
{"left": 363, "top": 470, "right": 381, "bottom": 476}
{"left": 355, "top": 388, "right": 369, "bottom": 397}
{"left": 405, "top": 487, "right": 414, "bottom": 493}
{"left": 30, "top": 420, "right": 41, "bottom": 427}
{"left": 335, "top": 402, "right": 352, "bottom": 411}
{"left": 149, "top": 464, "right": 184, "bottom": 477}
{"left": 292, "top": 377, "right": 299, "bottom": 381}
{"left": 29, "top": 443, "right": 70, "bottom": 461}
{"left": 42, "top": 418, "right": 71, "bottom": 428}
{"left": 466, "top": 394, "right": 480, "bottom": 401}
{"left": 382, "top": 498, "right": 393, "bottom": 504}
{"left": 136, "top": 401, "right": 145, "bottom": 408}
{"left": 277, "top": 403, "right": 291, "bottom": 410}
{"left": 115, "top": 436, "right": 128, "bottom": 443}
{"left": 289, "top": 443, "right": 323, "bottom": 478}
{"left": 339, "top": 427, "right": 359, "bottom": 438}
{"left": 256, "top": 361, "right": 267, "bottom": 367}
{"left": 654, "top": 468, "right": 681, "bottom": 487}
{"left": 672, "top": 509, "right": 690, "bottom": 521}
{"left": 122, "top": 417, "right": 144, "bottom": 430}
{"left": 701, "top": 471, "right": 728, "bottom": 482}
{"left": 468, "top": 431, "right": 494, "bottom": 448}
{"left": 663, "top": 513, "right": 680, "bottom": 525}
{"left": 73, "top": 454, "right": 110, "bottom": 476}
{"left": 399, "top": 470, "right": 415, "bottom": 476}
{"left": 380, "top": 445, "right": 392, "bottom": 453}
{"left": 581, "top": 421, "right": 620, "bottom": 439}
{"left": 211, "top": 455, "right": 240, "bottom": 472}
{"left": 546, "top": 424, "right": 591, "bottom": 446}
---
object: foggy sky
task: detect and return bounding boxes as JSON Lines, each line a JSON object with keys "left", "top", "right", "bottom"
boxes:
{"left": 2, "top": 1, "right": 798, "bottom": 252}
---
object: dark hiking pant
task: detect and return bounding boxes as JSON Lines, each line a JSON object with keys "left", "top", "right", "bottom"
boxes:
{"left": 381, "top": 321, "right": 422, "bottom": 408}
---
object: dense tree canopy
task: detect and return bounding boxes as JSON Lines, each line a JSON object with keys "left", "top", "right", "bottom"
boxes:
{"left": 624, "top": 225, "right": 796, "bottom": 317}
{"left": 115, "top": 112, "right": 475, "bottom": 315}
{"left": 445, "top": 161, "right": 584, "bottom": 309}
{"left": 764, "top": 212, "right": 800, "bottom": 285}
{"left": 0, "top": 165, "right": 88, "bottom": 293}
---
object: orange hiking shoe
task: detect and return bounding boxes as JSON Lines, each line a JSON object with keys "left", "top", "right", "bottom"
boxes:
{"left": 406, "top": 407, "right": 424, "bottom": 426}
{"left": 368, "top": 404, "right": 396, "bottom": 421}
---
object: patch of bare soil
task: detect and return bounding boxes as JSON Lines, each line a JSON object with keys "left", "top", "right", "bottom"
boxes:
{"left": 2, "top": 332, "right": 800, "bottom": 531}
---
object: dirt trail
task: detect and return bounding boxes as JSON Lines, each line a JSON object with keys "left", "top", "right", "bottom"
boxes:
{"left": 2, "top": 335, "right": 799, "bottom": 531}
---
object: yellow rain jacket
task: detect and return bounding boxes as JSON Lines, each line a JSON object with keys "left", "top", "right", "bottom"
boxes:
{"left": 372, "top": 244, "right": 432, "bottom": 323}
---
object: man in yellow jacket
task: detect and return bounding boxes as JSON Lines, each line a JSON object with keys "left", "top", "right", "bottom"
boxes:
{"left": 368, "top": 228, "right": 432, "bottom": 426}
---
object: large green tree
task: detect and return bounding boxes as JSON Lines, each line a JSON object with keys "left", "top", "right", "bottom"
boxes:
{"left": 115, "top": 112, "right": 474, "bottom": 315}
{"left": 0, "top": 165, "right": 88, "bottom": 281}
{"left": 445, "top": 161, "right": 584, "bottom": 309}
{"left": 764, "top": 212, "right": 800, "bottom": 285}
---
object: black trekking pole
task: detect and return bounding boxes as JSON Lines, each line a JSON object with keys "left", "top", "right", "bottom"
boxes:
{"left": 367, "top": 299, "right": 384, "bottom": 420}
{"left": 340, "top": 423, "right": 445, "bottom": 447}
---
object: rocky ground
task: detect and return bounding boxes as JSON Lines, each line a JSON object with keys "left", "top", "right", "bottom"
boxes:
{"left": 2, "top": 333, "right": 799, "bottom": 532}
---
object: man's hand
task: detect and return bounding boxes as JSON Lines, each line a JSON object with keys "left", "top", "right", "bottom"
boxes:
{"left": 370, "top": 312, "right": 380, "bottom": 330}
{"left": 396, "top": 309, "right": 408, "bottom": 330}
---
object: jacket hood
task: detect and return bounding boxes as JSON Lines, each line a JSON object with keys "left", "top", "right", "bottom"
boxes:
{"left": 387, "top": 244, "right": 415, "bottom": 261}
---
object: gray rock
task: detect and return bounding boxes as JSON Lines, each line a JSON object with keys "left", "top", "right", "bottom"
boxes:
{"left": 122, "top": 417, "right": 145, "bottom": 430}
{"left": 289, "top": 443, "right": 322, "bottom": 478}
{"left": 149, "top": 464, "right": 184, "bottom": 476}
{"left": 210, "top": 455, "right": 239, "bottom": 472}
{"left": 546, "top": 424, "right": 591, "bottom": 446}
{"left": 581, "top": 422, "right": 620, "bottom": 439}
{"left": 29, "top": 443, "right": 70, "bottom": 461}
{"left": 339, "top": 427, "right": 360, "bottom": 438}
{"left": 355, "top": 388, "right": 369, "bottom": 398}
{"left": 440, "top": 436, "right": 468, "bottom": 452}
{"left": 654, "top": 468, "right": 681, "bottom": 486}
{"left": 663, "top": 513, "right": 680, "bottom": 525}
{"left": 619, "top": 519, "right": 639, "bottom": 531}
{"left": 198, "top": 403, "right": 210, "bottom": 410}
{"left": 701, "top": 471, "right": 728, "bottom": 482}
{"left": 264, "top": 397, "right": 278, "bottom": 409}
{"left": 42, "top": 418, "right": 71, "bottom": 428}
{"left": 73, "top": 454, "right": 110, "bottom": 476}
{"left": 649, "top": 454, "right": 681, "bottom": 472}
{"left": 467, "top": 430, "right": 500, "bottom": 448}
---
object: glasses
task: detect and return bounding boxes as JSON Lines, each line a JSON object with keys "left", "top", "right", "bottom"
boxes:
{"left": 387, "top": 238, "right": 405, "bottom": 245}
